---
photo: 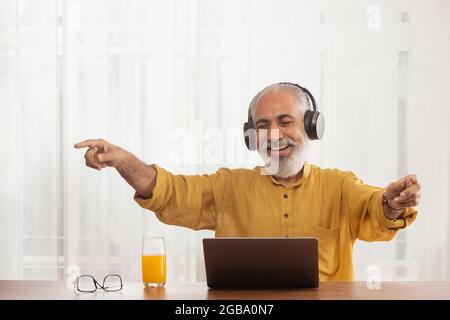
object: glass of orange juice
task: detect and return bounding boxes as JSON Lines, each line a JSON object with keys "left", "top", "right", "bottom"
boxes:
{"left": 142, "top": 236, "right": 166, "bottom": 287}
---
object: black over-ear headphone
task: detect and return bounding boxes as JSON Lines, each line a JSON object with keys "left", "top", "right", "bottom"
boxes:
{"left": 243, "top": 82, "right": 325, "bottom": 150}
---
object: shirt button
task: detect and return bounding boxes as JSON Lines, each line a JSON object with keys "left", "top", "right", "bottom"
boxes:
{"left": 283, "top": 194, "right": 288, "bottom": 199}
{"left": 283, "top": 213, "right": 289, "bottom": 219}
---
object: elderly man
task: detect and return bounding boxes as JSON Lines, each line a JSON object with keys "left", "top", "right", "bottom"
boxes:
{"left": 75, "top": 82, "right": 420, "bottom": 281}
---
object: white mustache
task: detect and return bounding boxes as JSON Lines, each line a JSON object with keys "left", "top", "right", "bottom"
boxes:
{"left": 264, "top": 138, "right": 299, "bottom": 150}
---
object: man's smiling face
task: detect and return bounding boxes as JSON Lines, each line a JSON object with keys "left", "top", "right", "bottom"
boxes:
{"left": 253, "top": 87, "right": 309, "bottom": 178}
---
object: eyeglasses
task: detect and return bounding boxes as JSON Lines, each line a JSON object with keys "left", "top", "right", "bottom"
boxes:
{"left": 74, "top": 274, "right": 123, "bottom": 293}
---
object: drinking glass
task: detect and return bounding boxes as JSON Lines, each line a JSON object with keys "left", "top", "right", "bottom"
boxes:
{"left": 142, "top": 236, "right": 166, "bottom": 287}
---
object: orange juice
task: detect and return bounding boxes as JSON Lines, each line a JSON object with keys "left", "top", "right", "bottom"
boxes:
{"left": 142, "top": 254, "right": 166, "bottom": 286}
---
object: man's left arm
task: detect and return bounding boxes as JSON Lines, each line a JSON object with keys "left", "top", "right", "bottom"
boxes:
{"left": 342, "top": 172, "right": 420, "bottom": 242}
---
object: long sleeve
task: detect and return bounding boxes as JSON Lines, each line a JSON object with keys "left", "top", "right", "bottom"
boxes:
{"left": 134, "top": 165, "right": 231, "bottom": 231}
{"left": 342, "top": 172, "right": 418, "bottom": 242}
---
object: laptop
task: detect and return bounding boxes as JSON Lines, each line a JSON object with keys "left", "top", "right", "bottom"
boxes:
{"left": 203, "top": 237, "right": 319, "bottom": 289}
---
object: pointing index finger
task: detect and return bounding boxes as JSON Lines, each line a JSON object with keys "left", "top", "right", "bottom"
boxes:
{"left": 74, "top": 139, "right": 99, "bottom": 149}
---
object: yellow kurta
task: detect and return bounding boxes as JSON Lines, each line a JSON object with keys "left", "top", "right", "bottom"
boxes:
{"left": 134, "top": 162, "right": 418, "bottom": 281}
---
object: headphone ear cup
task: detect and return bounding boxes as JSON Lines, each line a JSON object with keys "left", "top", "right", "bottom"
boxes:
{"left": 243, "top": 122, "right": 257, "bottom": 150}
{"left": 243, "top": 122, "right": 250, "bottom": 149}
{"left": 304, "top": 110, "right": 325, "bottom": 140}
{"left": 314, "top": 112, "right": 325, "bottom": 140}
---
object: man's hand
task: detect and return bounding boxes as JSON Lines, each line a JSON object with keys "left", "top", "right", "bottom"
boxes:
{"left": 74, "top": 138, "right": 156, "bottom": 198}
{"left": 384, "top": 174, "right": 421, "bottom": 210}
{"left": 74, "top": 139, "right": 128, "bottom": 171}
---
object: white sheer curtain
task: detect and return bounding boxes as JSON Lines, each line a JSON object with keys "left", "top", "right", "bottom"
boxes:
{"left": 0, "top": 0, "right": 449, "bottom": 282}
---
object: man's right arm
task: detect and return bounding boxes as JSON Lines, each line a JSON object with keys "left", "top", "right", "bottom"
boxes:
{"left": 75, "top": 138, "right": 229, "bottom": 231}
{"left": 74, "top": 139, "right": 156, "bottom": 198}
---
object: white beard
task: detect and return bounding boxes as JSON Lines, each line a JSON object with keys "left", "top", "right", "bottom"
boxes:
{"left": 258, "top": 140, "right": 309, "bottom": 178}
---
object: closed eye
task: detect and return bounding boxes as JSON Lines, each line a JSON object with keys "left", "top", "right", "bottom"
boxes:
{"left": 255, "top": 119, "right": 269, "bottom": 129}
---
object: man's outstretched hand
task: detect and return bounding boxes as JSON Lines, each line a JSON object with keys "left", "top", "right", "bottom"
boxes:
{"left": 384, "top": 174, "right": 421, "bottom": 210}
{"left": 74, "top": 139, "right": 156, "bottom": 198}
{"left": 74, "top": 139, "right": 128, "bottom": 171}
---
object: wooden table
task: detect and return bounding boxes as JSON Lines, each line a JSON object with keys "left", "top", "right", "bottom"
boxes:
{"left": 1, "top": 281, "right": 450, "bottom": 300}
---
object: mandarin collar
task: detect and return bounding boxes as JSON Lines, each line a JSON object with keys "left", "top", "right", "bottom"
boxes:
{"left": 267, "top": 162, "right": 311, "bottom": 188}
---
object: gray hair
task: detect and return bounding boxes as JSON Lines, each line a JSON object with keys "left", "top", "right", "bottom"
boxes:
{"left": 249, "top": 83, "right": 311, "bottom": 123}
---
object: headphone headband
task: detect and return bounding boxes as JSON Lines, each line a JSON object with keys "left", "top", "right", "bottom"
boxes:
{"left": 276, "top": 82, "right": 318, "bottom": 112}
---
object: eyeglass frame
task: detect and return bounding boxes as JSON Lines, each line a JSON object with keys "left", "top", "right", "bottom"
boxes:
{"left": 73, "top": 274, "right": 123, "bottom": 293}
